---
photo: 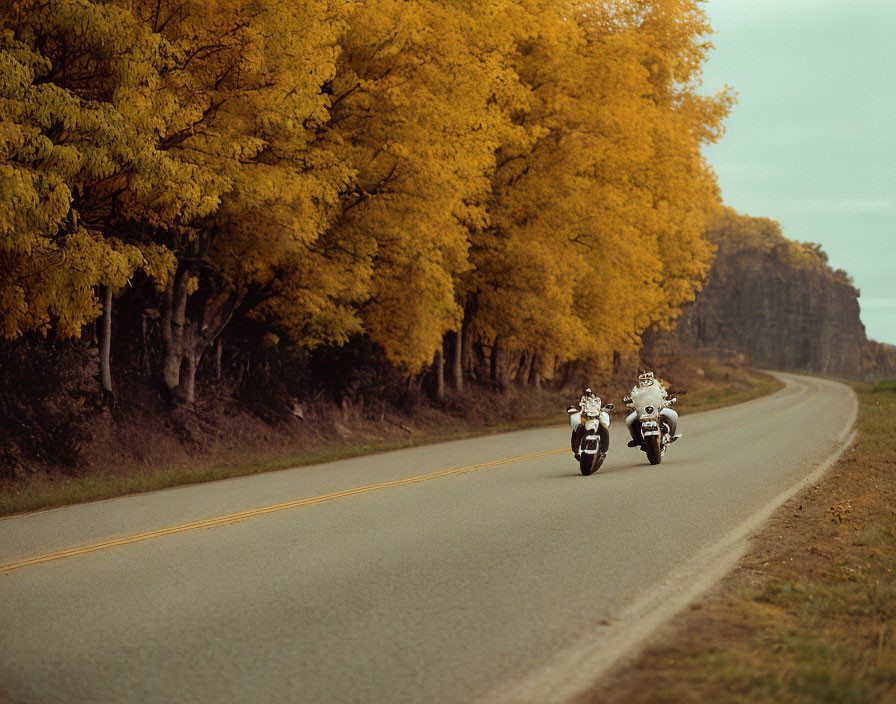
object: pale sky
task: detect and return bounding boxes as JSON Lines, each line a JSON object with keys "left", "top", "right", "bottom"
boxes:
{"left": 699, "top": 0, "right": 896, "bottom": 345}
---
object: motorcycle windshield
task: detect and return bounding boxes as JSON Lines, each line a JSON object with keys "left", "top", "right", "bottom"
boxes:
{"left": 631, "top": 385, "right": 663, "bottom": 415}
{"left": 581, "top": 397, "right": 601, "bottom": 414}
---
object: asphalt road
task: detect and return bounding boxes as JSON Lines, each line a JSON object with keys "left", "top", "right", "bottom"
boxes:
{"left": 0, "top": 373, "right": 857, "bottom": 704}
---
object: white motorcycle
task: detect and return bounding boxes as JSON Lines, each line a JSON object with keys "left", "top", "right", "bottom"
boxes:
{"left": 567, "top": 396, "right": 614, "bottom": 476}
{"left": 624, "top": 386, "right": 677, "bottom": 465}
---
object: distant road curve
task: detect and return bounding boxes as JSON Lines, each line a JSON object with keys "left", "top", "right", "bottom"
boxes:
{"left": 0, "top": 373, "right": 856, "bottom": 704}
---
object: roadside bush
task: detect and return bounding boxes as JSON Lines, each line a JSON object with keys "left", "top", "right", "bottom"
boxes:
{"left": 872, "top": 379, "right": 896, "bottom": 393}
{"left": 0, "top": 337, "right": 100, "bottom": 474}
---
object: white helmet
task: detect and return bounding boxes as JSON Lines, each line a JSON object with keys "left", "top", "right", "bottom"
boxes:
{"left": 638, "top": 371, "right": 655, "bottom": 388}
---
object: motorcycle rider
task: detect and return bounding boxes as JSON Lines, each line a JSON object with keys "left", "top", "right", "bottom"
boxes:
{"left": 623, "top": 371, "right": 681, "bottom": 448}
{"left": 569, "top": 388, "right": 610, "bottom": 460}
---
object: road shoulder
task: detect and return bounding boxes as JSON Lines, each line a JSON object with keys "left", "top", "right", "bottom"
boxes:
{"left": 575, "top": 380, "right": 896, "bottom": 703}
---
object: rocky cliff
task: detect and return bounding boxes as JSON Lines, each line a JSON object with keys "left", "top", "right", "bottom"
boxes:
{"left": 661, "top": 208, "right": 896, "bottom": 382}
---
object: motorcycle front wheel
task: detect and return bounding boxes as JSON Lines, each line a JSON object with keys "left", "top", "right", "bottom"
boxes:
{"left": 645, "top": 435, "right": 662, "bottom": 465}
{"left": 580, "top": 452, "right": 599, "bottom": 476}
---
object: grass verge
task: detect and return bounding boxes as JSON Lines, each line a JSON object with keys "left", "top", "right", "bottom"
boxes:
{"left": 0, "top": 364, "right": 781, "bottom": 518}
{"left": 672, "top": 366, "right": 783, "bottom": 415}
{"left": 582, "top": 379, "right": 896, "bottom": 704}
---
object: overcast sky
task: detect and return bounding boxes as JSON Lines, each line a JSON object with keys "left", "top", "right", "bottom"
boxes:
{"left": 699, "top": 0, "right": 896, "bottom": 345}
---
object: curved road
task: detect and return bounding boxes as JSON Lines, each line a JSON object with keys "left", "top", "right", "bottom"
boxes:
{"left": 0, "top": 373, "right": 856, "bottom": 703}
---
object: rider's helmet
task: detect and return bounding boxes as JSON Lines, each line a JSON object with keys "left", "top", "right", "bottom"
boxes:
{"left": 638, "top": 371, "right": 655, "bottom": 388}
{"left": 583, "top": 387, "right": 593, "bottom": 396}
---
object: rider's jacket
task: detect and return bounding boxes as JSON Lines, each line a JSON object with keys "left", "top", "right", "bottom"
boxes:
{"left": 628, "top": 381, "right": 667, "bottom": 411}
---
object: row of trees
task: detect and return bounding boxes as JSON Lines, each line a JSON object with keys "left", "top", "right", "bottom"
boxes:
{"left": 1, "top": 0, "right": 732, "bottom": 404}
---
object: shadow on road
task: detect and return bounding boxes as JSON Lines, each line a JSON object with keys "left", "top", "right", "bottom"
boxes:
{"left": 545, "top": 460, "right": 651, "bottom": 479}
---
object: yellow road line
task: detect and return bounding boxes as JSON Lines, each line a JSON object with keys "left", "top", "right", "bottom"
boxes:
{"left": 0, "top": 447, "right": 567, "bottom": 574}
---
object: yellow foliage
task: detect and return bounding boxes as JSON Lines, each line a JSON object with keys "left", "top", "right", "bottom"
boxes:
{"left": 461, "top": 0, "right": 731, "bottom": 375}
{"left": 1, "top": 2, "right": 184, "bottom": 336}
{"left": 2, "top": 0, "right": 733, "bottom": 382}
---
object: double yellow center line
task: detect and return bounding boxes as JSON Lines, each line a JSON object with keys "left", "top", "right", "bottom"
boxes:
{"left": 0, "top": 447, "right": 566, "bottom": 574}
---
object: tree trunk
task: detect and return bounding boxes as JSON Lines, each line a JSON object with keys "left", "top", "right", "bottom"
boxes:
{"left": 160, "top": 265, "right": 239, "bottom": 404}
{"left": 508, "top": 350, "right": 523, "bottom": 382}
{"left": 433, "top": 345, "right": 445, "bottom": 402}
{"left": 461, "top": 296, "right": 476, "bottom": 379}
{"left": 99, "top": 285, "right": 115, "bottom": 408}
{"left": 215, "top": 338, "right": 223, "bottom": 379}
{"left": 517, "top": 350, "right": 534, "bottom": 387}
{"left": 161, "top": 267, "right": 190, "bottom": 399}
{"left": 407, "top": 373, "right": 424, "bottom": 399}
{"left": 141, "top": 312, "right": 152, "bottom": 376}
{"left": 491, "top": 337, "right": 509, "bottom": 390}
{"left": 181, "top": 351, "right": 199, "bottom": 405}
{"left": 559, "top": 360, "right": 573, "bottom": 388}
{"left": 451, "top": 329, "right": 463, "bottom": 392}
{"left": 528, "top": 353, "right": 542, "bottom": 388}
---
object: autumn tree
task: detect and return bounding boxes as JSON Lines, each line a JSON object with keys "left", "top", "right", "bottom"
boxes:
{"left": 458, "top": 0, "right": 732, "bottom": 387}
{"left": 312, "top": 0, "right": 532, "bottom": 380}
{"left": 121, "top": 0, "right": 356, "bottom": 402}
{"left": 0, "top": 0, "right": 192, "bottom": 402}
{"left": 2, "top": 0, "right": 734, "bottom": 408}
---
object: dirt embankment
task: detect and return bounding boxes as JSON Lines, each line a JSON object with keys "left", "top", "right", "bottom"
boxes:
{"left": 0, "top": 340, "right": 772, "bottom": 516}
{"left": 579, "top": 381, "right": 896, "bottom": 704}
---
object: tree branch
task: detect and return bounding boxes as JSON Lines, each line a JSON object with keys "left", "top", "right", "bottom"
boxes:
{"left": 158, "top": 98, "right": 225, "bottom": 150}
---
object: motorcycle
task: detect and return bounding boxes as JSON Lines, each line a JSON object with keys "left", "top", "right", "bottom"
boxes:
{"left": 624, "top": 386, "right": 677, "bottom": 465}
{"left": 567, "top": 397, "right": 614, "bottom": 476}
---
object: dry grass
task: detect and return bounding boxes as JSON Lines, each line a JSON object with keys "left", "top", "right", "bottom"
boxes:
{"left": 582, "top": 380, "right": 896, "bottom": 704}
{"left": 673, "top": 363, "right": 783, "bottom": 415}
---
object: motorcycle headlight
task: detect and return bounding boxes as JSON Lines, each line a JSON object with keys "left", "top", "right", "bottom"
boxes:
{"left": 645, "top": 405, "right": 655, "bottom": 414}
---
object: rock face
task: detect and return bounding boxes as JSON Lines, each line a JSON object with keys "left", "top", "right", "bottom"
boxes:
{"left": 663, "top": 209, "right": 896, "bottom": 382}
